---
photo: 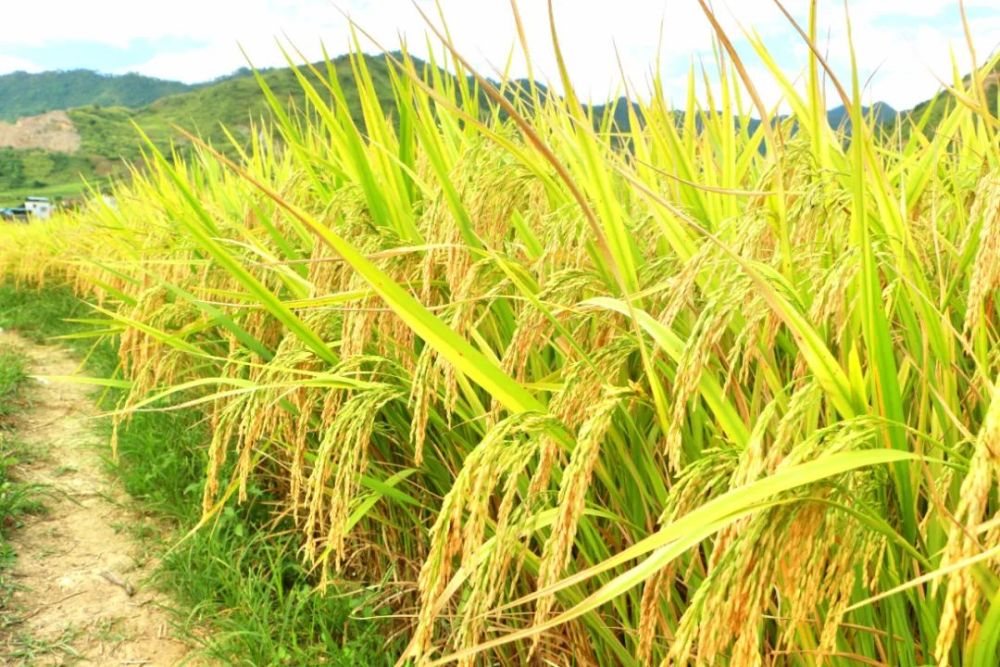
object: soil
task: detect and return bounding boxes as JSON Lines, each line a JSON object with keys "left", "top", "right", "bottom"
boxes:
{"left": 0, "top": 331, "right": 195, "bottom": 666}
{"left": 0, "top": 111, "right": 81, "bottom": 153}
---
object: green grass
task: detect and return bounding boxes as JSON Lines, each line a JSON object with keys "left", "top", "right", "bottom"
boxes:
{"left": 0, "top": 346, "right": 26, "bottom": 424}
{"left": 0, "top": 148, "right": 100, "bottom": 205}
{"left": 0, "top": 345, "right": 46, "bottom": 638}
{"left": 0, "top": 70, "right": 193, "bottom": 122}
{"left": 3, "top": 626, "right": 83, "bottom": 665}
{"left": 103, "top": 397, "right": 394, "bottom": 666}
{"left": 0, "top": 283, "right": 395, "bottom": 665}
{"left": 0, "top": 282, "right": 90, "bottom": 343}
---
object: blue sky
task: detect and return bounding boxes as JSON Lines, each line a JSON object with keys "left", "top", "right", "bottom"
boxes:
{"left": 0, "top": 1, "right": 997, "bottom": 109}
{"left": 8, "top": 37, "right": 207, "bottom": 72}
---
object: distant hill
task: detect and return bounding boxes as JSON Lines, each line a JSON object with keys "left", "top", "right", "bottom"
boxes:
{"left": 0, "top": 55, "right": 996, "bottom": 206}
{"left": 0, "top": 55, "right": 399, "bottom": 205}
{"left": 826, "top": 102, "right": 898, "bottom": 130}
{"left": 586, "top": 101, "right": 897, "bottom": 137}
{"left": 67, "top": 54, "right": 397, "bottom": 166}
{"left": 900, "top": 61, "right": 999, "bottom": 136}
{"left": 0, "top": 70, "right": 194, "bottom": 122}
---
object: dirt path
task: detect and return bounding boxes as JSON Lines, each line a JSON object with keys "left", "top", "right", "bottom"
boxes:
{"left": 0, "top": 332, "right": 193, "bottom": 666}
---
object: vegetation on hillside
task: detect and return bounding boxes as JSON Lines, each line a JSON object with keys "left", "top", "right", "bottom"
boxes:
{"left": 0, "top": 148, "right": 98, "bottom": 205}
{"left": 0, "top": 70, "right": 193, "bottom": 122}
{"left": 2, "top": 6, "right": 1000, "bottom": 663}
{"left": 0, "top": 55, "right": 399, "bottom": 201}
{"left": 69, "top": 54, "right": 397, "bottom": 159}
{"left": 892, "top": 59, "right": 1000, "bottom": 137}
{"left": 2, "top": 46, "right": 991, "bottom": 205}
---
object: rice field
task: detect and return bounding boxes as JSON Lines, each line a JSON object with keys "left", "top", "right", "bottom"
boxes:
{"left": 1, "top": 5, "right": 999, "bottom": 665}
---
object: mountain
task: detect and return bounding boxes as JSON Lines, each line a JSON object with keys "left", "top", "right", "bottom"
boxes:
{"left": 900, "top": 61, "right": 999, "bottom": 135}
{"left": 0, "top": 55, "right": 403, "bottom": 205}
{"left": 826, "top": 102, "right": 898, "bottom": 130}
{"left": 584, "top": 101, "right": 897, "bottom": 138}
{"left": 66, "top": 55, "right": 400, "bottom": 175}
{"left": 0, "top": 70, "right": 194, "bottom": 122}
{"left": 0, "top": 56, "right": 996, "bottom": 206}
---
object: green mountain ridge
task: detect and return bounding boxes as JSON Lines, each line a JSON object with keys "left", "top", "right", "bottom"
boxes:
{"left": 0, "top": 55, "right": 996, "bottom": 207}
{"left": 0, "top": 70, "right": 195, "bottom": 122}
{"left": 904, "top": 65, "right": 1000, "bottom": 134}
{"left": 0, "top": 55, "right": 406, "bottom": 205}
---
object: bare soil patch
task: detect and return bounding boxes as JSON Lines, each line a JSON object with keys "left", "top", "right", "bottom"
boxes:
{"left": 0, "top": 111, "right": 81, "bottom": 153}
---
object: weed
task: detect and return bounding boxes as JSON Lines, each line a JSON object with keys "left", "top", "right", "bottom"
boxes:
{"left": 0, "top": 350, "right": 43, "bottom": 644}
{"left": 4, "top": 626, "right": 83, "bottom": 665}
{"left": 0, "top": 345, "right": 26, "bottom": 426}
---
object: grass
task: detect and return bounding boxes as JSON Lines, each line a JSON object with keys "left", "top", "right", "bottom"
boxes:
{"left": 103, "top": 396, "right": 394, "bottom": 665}
{"left": 0, "top": 346, "right": 26, "bottom": 425}
{"left": 0, "top": 283, "right": 394, "bottom": 664}
{"left": 3, "top": 626, "right": 83, "bottom": 665}
{"left": 0, "top": 69, "right": 193, "bottom": 122}
{"left": 0, "top": 345, "right": 46, "bottom": 644}
{"left": 0, "top": 150, "right": 97, "bottom": 208}
{"left": 0, "top": 5, "right": 999, "bottom": 666}
{"left": 0, "top": 282, "right": 91, "bottom": 343}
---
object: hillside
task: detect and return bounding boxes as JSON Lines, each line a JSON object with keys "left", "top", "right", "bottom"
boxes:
{"left": 892, "top": 58, "right": 1000, "bottom": 136}
{"left": 826, "top": 102, "right": 898, "bottom": 130}
{"left": 0, "top": 70, "right": 193, "bottom": 122}
{"left": 0, "top": 111, "right": 80, "bottom": 152}
{"left": 0, "top": 54, "right": 996, "bottom": 207}
{"left": 69, "top": 55, "right": 397, "bottom": 164}
{"left": 0, "top": 55, "right": 405, "bottom": 205}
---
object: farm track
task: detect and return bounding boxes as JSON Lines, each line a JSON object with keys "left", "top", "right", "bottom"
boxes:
{"left": 0, "top": 332, "right": 196, "bottom": 666}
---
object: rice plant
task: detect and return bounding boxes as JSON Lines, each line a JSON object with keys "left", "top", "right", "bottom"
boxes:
{"left": 1, "top": 3, "right": 999, "bottom": 665}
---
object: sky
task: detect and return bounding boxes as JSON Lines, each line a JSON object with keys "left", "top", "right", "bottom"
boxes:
{"left": 0, "top": 1, "right": 998, "bottom": 110}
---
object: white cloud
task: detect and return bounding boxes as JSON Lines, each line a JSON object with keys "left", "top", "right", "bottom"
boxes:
{"left": 0, "top": 1, "right": 997, "bottom": 108}
{"left": 0, "top": 55, "right": 44, "bottom": 75}
{"left": 117, "top": 43, "right": 264, "bottom": 84}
